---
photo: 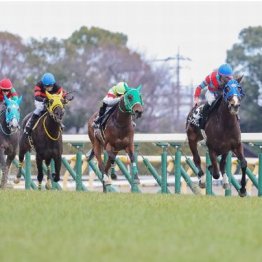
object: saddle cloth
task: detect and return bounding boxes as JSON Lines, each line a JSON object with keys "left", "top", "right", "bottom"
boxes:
{"left": 187, "top": 104, "right": 204, "bottom": 128}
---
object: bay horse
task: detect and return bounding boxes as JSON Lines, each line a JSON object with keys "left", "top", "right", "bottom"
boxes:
{"left": 87, "top": 85, "right": 144, "bottom": 192}
{"left": 15, "top": 91, "right": 70, "bottom": 190}
{"left": 186, "top": 78, "right": 247, "bottom": 197}
{"left": 0, "top": 95, "right": 22, "bottom": 188}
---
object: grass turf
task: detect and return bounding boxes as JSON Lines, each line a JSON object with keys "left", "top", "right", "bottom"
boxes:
{"left": 0, "top": 191, "right": 262, "bottom": 262}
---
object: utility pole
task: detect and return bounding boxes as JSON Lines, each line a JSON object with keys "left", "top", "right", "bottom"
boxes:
{"left": 153, "top": 48, "right": 192, "bottom": 128}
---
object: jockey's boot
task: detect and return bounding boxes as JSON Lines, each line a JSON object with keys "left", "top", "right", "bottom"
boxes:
{"left": 92, "top": 116, "right": 102, "bottom": 130}
{"left": 24, "top": 113, "right": 39, "bottom": 137}
{"left": 92, "top": 103, "right": 107, "bottom": 130}
{"left": 199, "top": 103, "right": 211, "bottom": 129}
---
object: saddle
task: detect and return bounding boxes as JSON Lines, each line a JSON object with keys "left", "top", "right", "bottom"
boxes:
{"left": 94, "top": 104, "right": 117, "bottom": 143}
{"left": 188, "top": 95, "right": 222, "bottom": 128}
{"left": 100, "top": 105, "right": 117, "bottom": 130}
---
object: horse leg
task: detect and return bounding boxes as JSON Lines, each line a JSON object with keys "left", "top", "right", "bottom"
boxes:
{"left": 105, "top": 150, "right": 118, "bottom": 180}
{"left": 5, "top": 153, "right": 16, "bottom": 188}
{"left": 220, "top": 153, "right": 230, "bottom": 189}
{"left": 208, "top": 149, "right": 220, "bottom": 179}
{"left": 94, "top": 143, "right": 110, "bottom": 192}
{"left": 45, "top": 159, "right": 52, "bottom": 190}
{"left": 0, "top": 149, "right": 7, "bottom": 189}
{"left": 188, "top": 138, "right": 205, "bottom": 188}
{"left": 14, "top": 140, "right": 29, "bottom": 184}
{"left": 52, "top": 156, "right": 61, "bottom": 183}
{"left": 126, "top": 145, "right": 140, "bottom": 184}
{"left": 36, "top": 155, "right": 44, "bottom": 190}
{"left": 233, "top": 145, "right": 247, "bottom": 197}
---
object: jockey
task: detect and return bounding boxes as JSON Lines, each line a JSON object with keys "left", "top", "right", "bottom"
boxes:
{"left": 193, "top": 63, "right": 233, "bottom": 129}
{"left": 92, "top": 81, "right": 127, "bottom": 131}
{"left": 0, "top": 78, "right": 18, "bottom": 103}
{"left": 24, "top": 72, "right": 72, "bottom": 137}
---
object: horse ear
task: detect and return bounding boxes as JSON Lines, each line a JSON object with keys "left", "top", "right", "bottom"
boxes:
{"left": 17, "top": 96, "right": 23, "bottom": 106}
{"left": 46, "top": 91, "right": 52, "bottom": 100}
{"left": 136, "top": 85, "right": 142, "bottom": 92}
{"left": 4, "top": 95, "right": 9, "bottom": 105}
{"left": 236, "top": 75, "right": 244, "bottom": 83}
{"left": 124, "top": 83, "right": 130, "bottom": 92}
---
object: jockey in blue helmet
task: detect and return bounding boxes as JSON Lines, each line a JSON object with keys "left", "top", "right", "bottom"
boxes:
{"left": 193, "top": 63, "right": 234, "bottom": 129}
{"left": 24, "top": 72, "right": 73, "bottom": 137}
{"left": 41, "top": 73, "right": 56, "bottom": 86}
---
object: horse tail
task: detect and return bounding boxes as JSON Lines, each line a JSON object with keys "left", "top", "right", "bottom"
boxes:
{"left": 86, "top": 148, "right": 95, "bottom": 161}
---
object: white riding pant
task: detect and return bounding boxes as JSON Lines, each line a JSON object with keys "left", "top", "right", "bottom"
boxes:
{"left": 205, "top": 90, "right": 216, "bottom": 105}
{"left": 33, "top": 100, "right": 45, "bottom": 115}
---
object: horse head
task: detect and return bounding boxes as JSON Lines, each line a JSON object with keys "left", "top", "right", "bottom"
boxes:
{"left": 223, "top": 79, "right": 245, "bottom": 115}
{"left": 3, "top": 95, "right": 22, "bottom": 132}
{"left": 122, "top": 84, "right": 144, "bottom": 119}
{"left": 45, "top": 91, "right": 65, "bottom": 124}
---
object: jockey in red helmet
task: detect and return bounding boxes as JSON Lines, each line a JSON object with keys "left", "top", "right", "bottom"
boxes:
{"left": 193, "top": 63, "right": 234, "bottom": 129}
{"left": 0, "top": 78, "right": 18, "bottom": 104}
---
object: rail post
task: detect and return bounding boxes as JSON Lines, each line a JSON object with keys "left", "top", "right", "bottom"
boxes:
{"left": 174, "top": 145, "right": 181, "bottom": 194}
{"left": 62, "top": 158, "right": 87, "bottom": 191}
{"left": 115, "top": 158, "right": 141, "bottom": 193}
{"left": 169, "top": 143, "right": 182, "bottom": 194}
{"left": 71, "top": 142, "right": 84, "bottom": 191}
{"left": 206, "top": 151, "right": 212, "bottom": 195}
{"left": 156, "top": 143, "right": 169, "bottom": 194}
{"left": 225, "top": 152, "right": 232, "bottom": 196}
{"left": 25, "top": 152, "right": 32, "bottom": 190}
{"left": 259, "top": 146, "right": 262, "bottom": 196}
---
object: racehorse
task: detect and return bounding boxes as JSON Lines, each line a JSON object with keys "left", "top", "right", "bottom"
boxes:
{"left": 15, "top": 91, "right": 69, "bottom": 190}
{"left": 186, "top": 78, "right": 247, "bottom": 197}
{"left": 0, "top": 95, "right": 22, "bottom": 188}
{"left": 87, "top": 85, "right": 144, "bottom": 192}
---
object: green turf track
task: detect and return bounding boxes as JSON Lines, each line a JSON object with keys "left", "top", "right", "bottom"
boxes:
{"left": 0, "top": 191, "right": 262, "bottom": 262}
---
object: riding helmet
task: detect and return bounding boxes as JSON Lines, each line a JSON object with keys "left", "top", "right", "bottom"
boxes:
{"left": 0, "top": 78, "right": 13, "bottom": 90}
{"left": 41, "top": 73, "right": 56, "bottom": 86}
{"left": 114, "top": 82, "right": 127, "bottom": 95}
{"left": 218, "top": 64, "right": 233, "bottom": 77}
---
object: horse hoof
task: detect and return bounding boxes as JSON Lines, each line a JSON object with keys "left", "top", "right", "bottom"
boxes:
{"left": 38, "top": 184, "right": 42, "bottom": 191}
{"left": 212, "top": 173, "right": 220, "bottom": 179}
{"left": 102, "top": 183, "right": 107, "bottom": 193}
{"left": 239, "top": 188, "right": 247, "bottom": 197}
{"left": 111, "top": 173, "right": 117, "bottom": 180}
{"left": 199, "top": 181, "right": 206, "bottom": 189}
{"left": 45, "top": 180, "right": 52, "bottom": 190}
{"left": 14, "top": 177, "right": 21, "bottom": 184}
{"left": 52, "top": 173, "right": 60, "bottom": 182}
{"left": 223, "top": 183, "right": 230, "bottom": 190}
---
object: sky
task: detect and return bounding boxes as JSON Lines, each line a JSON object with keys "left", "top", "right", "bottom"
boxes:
{"left": 0, "top": 1, "right": 262, "bottom": 86}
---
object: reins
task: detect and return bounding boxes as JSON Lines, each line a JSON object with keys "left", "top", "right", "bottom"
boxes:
{"left": 0, "top": 109, "right": 17, "bottom": 136}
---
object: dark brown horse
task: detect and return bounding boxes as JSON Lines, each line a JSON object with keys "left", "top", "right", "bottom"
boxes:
{"left": 0, "top": 96, "right": 22, "bottom": 188}
{"left": 186, "top": 78, "right": 247, "bottom": 197}
{"left": 14, "top": 92, "right": 70, "bottom": 190}
{"left": 87, "top": 85, "right": 143, "bottom": 191}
